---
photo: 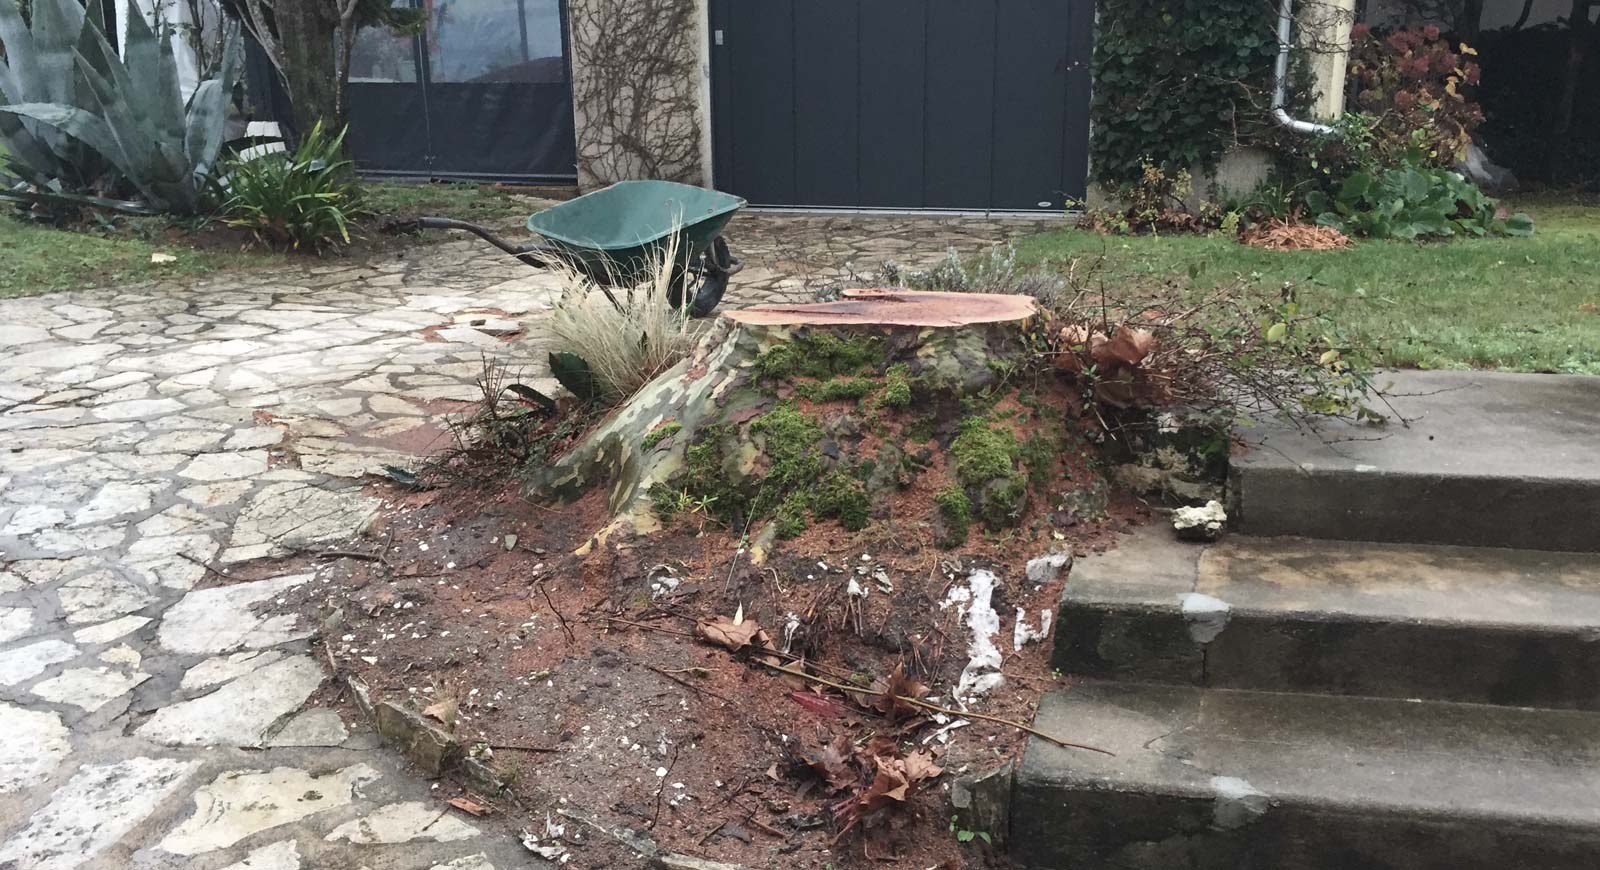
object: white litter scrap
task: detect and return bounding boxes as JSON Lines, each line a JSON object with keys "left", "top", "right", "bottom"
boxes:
{"left": 782, "top": 612, "right": 802, "bottom": 653}
{"left": 846, "top": 577, "right": 868, "bottom": 598}
{"left": 648, "top": 565, "right": 680, "bottom": 599}
{"left": 1013, "top": 608, "right": 1053, "bottom": 650}
{"left": 944, "top": 569, "right": 1005, "bottom": 705}
{"left": 872, "top": 566, "right": 894, "bottom": 594}
{"left": 520, "top": 813, "right": 570, "bottom": 862}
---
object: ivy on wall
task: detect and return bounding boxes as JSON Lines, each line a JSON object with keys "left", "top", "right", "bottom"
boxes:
{"left": 1090, "top": 0, "right": 1281, "bottom": 187}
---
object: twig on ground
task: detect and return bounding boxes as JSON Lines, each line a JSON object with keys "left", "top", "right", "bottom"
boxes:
{"left": 650, "top": 744, "right": 681, "bottom": 829}
{"left": 645, "top": 664, "right": 736, "bottom": 704}
{"left": 696, "top": 820, "right": 726, "bottom": 845}
{"left": 491, "top": 743, "right": 561, "bottom": 753}
{"left": 750, "top": 659, "right": 1113, "bottom": 755}
{"left": 537, "top": 581, "right": 577, "bottom": 643}
{"left": 176, "top": 551, "right": 229, "bottom": 580}
{"left": 317, "top": 549, "right": 395, "bottom": 569}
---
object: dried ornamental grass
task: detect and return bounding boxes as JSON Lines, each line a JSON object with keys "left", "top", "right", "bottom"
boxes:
{"left": 548, "top": 232, "right": 697, "bottom": 402}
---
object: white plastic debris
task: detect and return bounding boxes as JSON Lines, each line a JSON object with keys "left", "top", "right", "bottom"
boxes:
{"left": 782, "top": 612, "right": 802, "bottom": 653}
{"left": 150, "top": 252, "right": 177, "bottom": 264}
{"left": 1013, "top": 608, "right": 1053, "bottom": 650}
{"left": 846, "top": 578, "right": 868, "bottom": 598}
{"left": 873, "top": 566, "right": 894, "bottom": 594}
{"left": 648, "top": 565, "right": 680, "bottom": 599}
{"left": 948, "top": 569, "right": 1005, "bottom": 705}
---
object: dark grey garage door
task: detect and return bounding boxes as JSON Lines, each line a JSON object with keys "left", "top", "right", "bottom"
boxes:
{"left": 709, "top": 0, "right": 1092, "bottom": 211}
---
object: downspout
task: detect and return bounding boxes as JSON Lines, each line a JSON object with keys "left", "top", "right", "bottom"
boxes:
{"left": 1271, "top": 0, "right": 1335, "bottom": 135}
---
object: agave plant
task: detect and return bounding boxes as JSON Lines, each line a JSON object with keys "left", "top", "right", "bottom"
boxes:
{"left": 0, "top": 0, "right": 240, "bottom": 214}
{"left": 0, "top": 0, "right": 109, "bottom": 192}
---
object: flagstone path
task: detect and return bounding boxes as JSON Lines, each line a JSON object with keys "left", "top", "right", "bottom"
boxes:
{"left": 0, "top": 212, "right": 1052, "bottom": 869}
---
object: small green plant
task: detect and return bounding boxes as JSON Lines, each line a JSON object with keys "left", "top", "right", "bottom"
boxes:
{"left": 795, "top": 376, "right": 876, "bottom": 402}
{"left": 222, "top": 122, "right": 369, "bottom": 250}
{"left": 649, "top": 485, "right": 717, "bottom": 524}
{"left": 950, "top": 815, "right": 992, "bottom": 845}
{"left": 1307, "top": 137, "right": 1533, "bottom": 240}
{"left": 880, "top": 364, "right": 913, "bottom": 409}
{"left": 934, "top": 483, "right": 973, "bottom": 547}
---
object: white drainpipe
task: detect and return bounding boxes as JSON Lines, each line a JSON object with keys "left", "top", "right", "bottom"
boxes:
{"left": 1271, "top": 0, "right": 1335, "bottom": 136}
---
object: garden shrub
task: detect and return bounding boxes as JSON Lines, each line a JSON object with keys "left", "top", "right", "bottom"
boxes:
{"left": 1344, "top": 23, "right": 1484, "bottom": 169}
{"left": 222, "top": 122, "right": 369, "bottom": 250}
{"left": 1306, "top": 134, "right": 1533, "bottom": 240}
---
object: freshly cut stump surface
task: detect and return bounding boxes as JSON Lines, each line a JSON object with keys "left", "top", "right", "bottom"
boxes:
{"left": 723, "top": 289, "right": 1039, "bottom": 327}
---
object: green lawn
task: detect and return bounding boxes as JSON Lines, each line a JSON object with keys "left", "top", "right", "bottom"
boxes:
{"left": 0, "top": 180, "right": 551, "bottom": 299}
{"left": 0, "top": 216, "right": 280, "bottom": 299}
{"left": 1015, "top": 196, "right": 1600, "bottom": 373}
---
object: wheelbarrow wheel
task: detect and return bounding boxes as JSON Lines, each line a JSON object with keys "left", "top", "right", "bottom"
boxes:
{"left": 685, "top": 236, "right": 738, "bottom": 318}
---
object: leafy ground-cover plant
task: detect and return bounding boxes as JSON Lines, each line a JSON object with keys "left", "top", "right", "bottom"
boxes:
{"left": 221, "top": 122, "right": 369, "bottom": 250}
{"left": 0, "top": 0, "right": 240, "bottom": 215}
{"left": 1307, "top": 138, "right": 1533, "bottom": 240}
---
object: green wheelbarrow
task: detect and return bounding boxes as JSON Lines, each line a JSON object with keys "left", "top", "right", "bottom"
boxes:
{"left": 402, "top": 180, "right": 746, "bottom": 318}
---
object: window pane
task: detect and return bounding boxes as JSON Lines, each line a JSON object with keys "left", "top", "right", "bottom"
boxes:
{"left": 425, "top": 0, "right": 566, "bottom": 83}
{"left": 350, "top": 8, "right": 420, "bottom": 83}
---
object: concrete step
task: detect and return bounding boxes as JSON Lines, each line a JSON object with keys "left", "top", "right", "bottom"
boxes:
{"left": 1229, "top": 370, "right": 1600, "bottom": 552}
{"left": 1011, "top": 681, "right": 1600, "bottom": 870}
{"left": 1054, "top": 526, "right": 1600, "bottom": 710}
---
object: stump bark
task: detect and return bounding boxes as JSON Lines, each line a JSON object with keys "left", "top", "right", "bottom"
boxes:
{"left": 527, "top": 290, "right": 1041, "bottom": 551}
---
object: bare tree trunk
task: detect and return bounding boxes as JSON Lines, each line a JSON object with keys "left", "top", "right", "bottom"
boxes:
{"left": 1547, "top": 0, "right": 1594, "bottom": 180}
{"left": 273, "top": 0, "right": 344, "bottom": 135}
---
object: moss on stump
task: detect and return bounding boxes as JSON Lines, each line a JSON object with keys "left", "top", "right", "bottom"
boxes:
{"left": 526, "top": 290, "right": 1053, "bottom": 552}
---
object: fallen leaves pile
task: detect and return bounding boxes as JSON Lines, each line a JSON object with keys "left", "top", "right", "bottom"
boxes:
{"left": 806, "top": 733, "right": 944, "bottom": 840}
{"left": 693, "top": 611, "right": 951, "bottom": 842}
{"left": 1053, "top": 322, "right": 1168, "bottom": 408}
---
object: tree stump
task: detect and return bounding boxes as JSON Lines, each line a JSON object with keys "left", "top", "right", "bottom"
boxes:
{"left": 527, "top": 289, "right": 1045, "bottom": 552}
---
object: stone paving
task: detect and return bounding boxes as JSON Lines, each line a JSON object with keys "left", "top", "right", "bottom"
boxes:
{"left": 0, "top": 211, "right": 1054, "bottom": 870}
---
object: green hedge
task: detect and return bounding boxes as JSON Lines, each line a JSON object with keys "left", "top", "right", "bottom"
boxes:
{"left": 1090, "top": 0, "right": 1281, "bottom": 187}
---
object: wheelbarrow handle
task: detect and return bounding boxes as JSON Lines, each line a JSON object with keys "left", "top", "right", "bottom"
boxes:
{"left": 399, "top": 217, "right": 555, "bottom": 268}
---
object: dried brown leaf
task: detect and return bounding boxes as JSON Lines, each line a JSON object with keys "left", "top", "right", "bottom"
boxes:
{"left": 694, "top": 615, "right": 764, "bottom": 651}
{"left": 806, "top": 736, "right": 858, "bottom": 792}
{"left": 422, "top": 696, "right": 458, "bottom": 728}
{"left": 860, "top": 666, "right": 929, "bottom": 722}
{"left": 1092, "top": 325, "right": 1155, "bottom": 368}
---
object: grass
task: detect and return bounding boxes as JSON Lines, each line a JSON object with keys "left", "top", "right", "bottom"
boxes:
{"left": 0, "top": 179, "right": 556, "bottom": 299}
{"left": 1014, "top": 195, "right": 1600, "bottom": 373}
{"left": 364, "top": 180, "right": 547, "bottom": 228}
{"left": 0, "top": 215, "right": 280, "bottom": 299}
